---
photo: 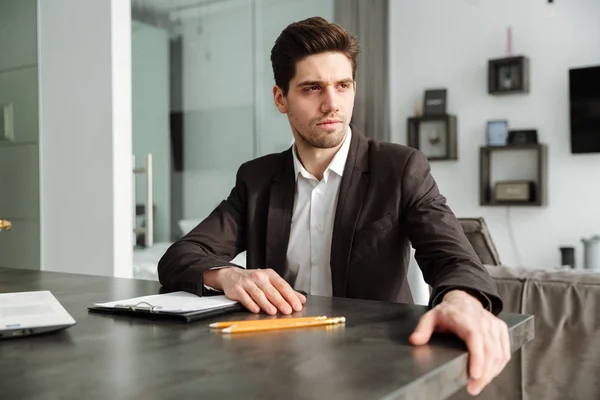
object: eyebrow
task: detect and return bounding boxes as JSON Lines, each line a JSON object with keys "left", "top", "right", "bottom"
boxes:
{"left": 296, "top": 78, "right": 354, "bottom": 87}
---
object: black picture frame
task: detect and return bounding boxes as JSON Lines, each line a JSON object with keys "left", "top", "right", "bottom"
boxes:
{"left": 423, "top": 89, "right": 447, "bottom": 115}
{"left": 407, "top": 114, "right": 458, "bottom": 161}
{"left": 488, "top": 56, "right": 530, "bottom": 95}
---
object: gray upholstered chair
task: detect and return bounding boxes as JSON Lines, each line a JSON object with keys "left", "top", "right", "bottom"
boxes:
{"left": 408, "top": 217, "right": 503, "bottom": 306}
{"left": 458, "top": 217, "right": 502, "bottom": 266}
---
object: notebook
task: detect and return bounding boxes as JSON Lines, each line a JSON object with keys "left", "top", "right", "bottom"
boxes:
{"left": 88, "top": 292, "right": 245, "bottom": 322}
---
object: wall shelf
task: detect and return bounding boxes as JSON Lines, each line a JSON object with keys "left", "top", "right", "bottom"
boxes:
{"left": 407, "top": 114, "right": 458, "bottom": 161}
{"left": 488, "top": 56, "right": 530, "bottom": 95}
{"left": 479, "top": 144, "right": 548, "bottom": 206}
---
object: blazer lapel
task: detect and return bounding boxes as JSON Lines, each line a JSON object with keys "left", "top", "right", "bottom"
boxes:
{"left": 266, "top": 149, "right": 296, "bottom": 282}
{"left": 330, "top": 128, "right": 370, "bottom": 297}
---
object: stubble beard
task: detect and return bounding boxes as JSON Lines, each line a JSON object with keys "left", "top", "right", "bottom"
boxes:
{"left": 293, "top": 117, "right": 348, "bottom": 149}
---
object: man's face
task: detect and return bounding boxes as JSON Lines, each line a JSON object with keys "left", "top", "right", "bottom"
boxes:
{"left": 273, "top": 52, "right": 356, "bottom": 149}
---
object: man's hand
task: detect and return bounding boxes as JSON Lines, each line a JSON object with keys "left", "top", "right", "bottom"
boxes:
{"left": 203, "top": 268, "right": 306, "bottom": 315}
{"left": 409, "top": 290, "right": 510, "bottom": 396}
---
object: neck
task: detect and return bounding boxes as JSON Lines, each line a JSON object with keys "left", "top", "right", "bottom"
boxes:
{"left": 294, "top": 130, "right": 347, "bottom": 181}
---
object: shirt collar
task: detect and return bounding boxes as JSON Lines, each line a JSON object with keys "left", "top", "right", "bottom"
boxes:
{"left": 292, "top": 126, "right": 352, "bottom": 183}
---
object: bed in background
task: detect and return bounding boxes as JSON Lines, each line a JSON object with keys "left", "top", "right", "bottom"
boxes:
{"left": 132, "top": 218, "right": 247, "bottom": 281}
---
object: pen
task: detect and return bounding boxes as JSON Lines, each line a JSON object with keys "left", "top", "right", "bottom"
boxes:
{"left": 209, "top": 316, "right": 328, "bottom": 329}
{"left": 220, "top": 316, "right": 346, "bottom": 334}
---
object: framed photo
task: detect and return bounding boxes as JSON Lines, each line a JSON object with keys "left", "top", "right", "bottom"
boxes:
{"left": 423, "top": 89, "right": 447, "bottom": 115}
{"left": 407, "top": 115, "right": 458, "bottom": 160}
{"left": 497, "top": 65, "right": 521, "bottom": 91}
{"left": 488, "top": 56, "right": 530, "bottom": 94}
{"left": 486, "top": 120, "right": 509, "bottom": 146}
{"left": 419, "top": 120, "right": 448, "bottom": 158}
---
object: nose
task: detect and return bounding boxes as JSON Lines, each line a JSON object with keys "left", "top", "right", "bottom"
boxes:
{"left": 320, "top": 86, "right": 339, "bottom": 114}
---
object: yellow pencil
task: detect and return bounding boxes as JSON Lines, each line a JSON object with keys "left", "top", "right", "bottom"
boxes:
{"left": 220, "top": 317, "right": 346, "bottom": 334}
{"left": 209, "top": 316, "right": 328, "bottom": 329}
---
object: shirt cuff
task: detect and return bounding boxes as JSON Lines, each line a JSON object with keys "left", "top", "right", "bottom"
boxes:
{"left": 202, "top": 266, "right": 230, "bottom": 294}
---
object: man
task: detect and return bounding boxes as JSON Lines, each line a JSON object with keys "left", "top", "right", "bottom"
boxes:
{"left": 158, "top": 17, "right": 510, "bottom": 396}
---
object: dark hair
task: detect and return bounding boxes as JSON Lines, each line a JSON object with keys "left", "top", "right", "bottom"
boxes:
{"left": 270, "top": 17, "right": 360, "bottom": 95}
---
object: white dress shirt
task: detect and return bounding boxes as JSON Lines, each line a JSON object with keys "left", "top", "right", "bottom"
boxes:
{"left": 204, "top": 128, "right": 351, "bottom": 296}
{"left": 286, "top": 127, "right": 352, "bottom": 296}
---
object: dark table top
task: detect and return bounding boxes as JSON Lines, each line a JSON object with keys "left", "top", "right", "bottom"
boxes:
{"left": 0, "top": 267, "right": 534, "bottom": 400}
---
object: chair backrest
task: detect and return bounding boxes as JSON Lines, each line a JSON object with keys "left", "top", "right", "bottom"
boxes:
{"left": 458, "top": 217, "right": 502, "bottom": 266}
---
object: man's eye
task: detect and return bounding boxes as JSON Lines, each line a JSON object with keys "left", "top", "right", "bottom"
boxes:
{"left": 305, "top": 85, "right": 320, "bottom": 92}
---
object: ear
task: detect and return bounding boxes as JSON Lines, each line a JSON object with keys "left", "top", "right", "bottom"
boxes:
{"left": 273, "top": 85, "right": 288, "bottom": 114}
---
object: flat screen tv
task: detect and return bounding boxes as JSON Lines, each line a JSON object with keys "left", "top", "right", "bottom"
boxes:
{"left": 569, "top": 65, "right": 600, "bottom": 153}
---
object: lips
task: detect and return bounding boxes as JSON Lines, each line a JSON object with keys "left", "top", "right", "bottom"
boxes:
{"left": 317, "top": 120, "right": 342, "bottom": 127}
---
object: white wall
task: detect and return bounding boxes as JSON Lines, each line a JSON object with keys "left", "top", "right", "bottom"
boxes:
{"left": 132, "top": 21, "right": 171, "bottom": 243}
{"left": 0, "top": 0, "right": 40, "bottom": 270}
{"left": 390, "top": 0, "right": 600, "bottom": 269}
{"left": 38, "top": 0, "right": 133, "bottom": 277}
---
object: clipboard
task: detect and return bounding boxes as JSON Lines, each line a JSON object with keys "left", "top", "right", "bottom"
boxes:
{"left": 87, "top": 292, "right": 246, "bottom": 323}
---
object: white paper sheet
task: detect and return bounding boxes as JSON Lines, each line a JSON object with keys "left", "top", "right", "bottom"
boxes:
{"left": 94, "top": 292, "right": 238, "bottom": 314}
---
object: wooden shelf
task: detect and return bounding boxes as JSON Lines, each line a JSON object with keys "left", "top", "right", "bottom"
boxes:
{"left": 480, "top": 200, "right": 544, "bottom": 207}
{"left": 407, "top": 114, "right": 458, "bottom": 161}
{"left": 488, "top": 55, "right": 530, "bottom": 95}
{"left": 482, "top": 144, "right": 541, "bottom": 151}
{"left": 479, "top": 144, "right": 548, "bottom": 207}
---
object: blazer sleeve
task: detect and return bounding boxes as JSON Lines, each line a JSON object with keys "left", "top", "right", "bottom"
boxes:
{"left": 157, "top": 165, "right": 248, "bottom": 296}
{"left": 400, "top": 150, "right": 503, "bottom": 315}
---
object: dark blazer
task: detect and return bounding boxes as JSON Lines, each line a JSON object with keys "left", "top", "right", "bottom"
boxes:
{"left": 158, "top": 128, "right": 502, "bottom": 314}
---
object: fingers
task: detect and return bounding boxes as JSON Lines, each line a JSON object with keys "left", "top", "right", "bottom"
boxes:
{"left": 431, "top": 308, "right": 486, "bottom": 395}
{"left": 230, "top": 283, "right": 261, "bottom": 314}
{"left": 295, "top": 291, "right": 307, "bottom": 304}
{"left": 469, "top": 326, "right": 496, "bottom": 395}
{"left": 499, "top": 320, "right": 511, "bottom": 368}
{"left": 223, "top": 269, "right": 305, "bottom": 315}
{"left": 463, "top": 326, "right": 485, "bottom": 382}
{"left": 267, "top": 270, "right": 304, "bottom": 312}
{"left": 489, "top": 320, "right": 505, "bottom": 376}
{"left": 416, "top": 292, "right": 512, "bottom": 397}
{"left": 409, "top": 310, "right": 437, "bottom": 345}
{"left": 255, "top": 279, "right": 293, "bottom": 315}
{"left": 467, "top": 318, "right": 511, "bottom": 396}
{"left": 246, "top": 281, "right": 279, "bottom": 315}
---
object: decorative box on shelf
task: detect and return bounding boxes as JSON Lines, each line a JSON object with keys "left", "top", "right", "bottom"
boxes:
{"left": 407, "top": 114, "right": 458, "bottom": 161}
{"left": 479, "top": 144, "right": 548, "bottom": 206}
{"left": 488, "top": 55, "right": 530, "bottom": 95}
